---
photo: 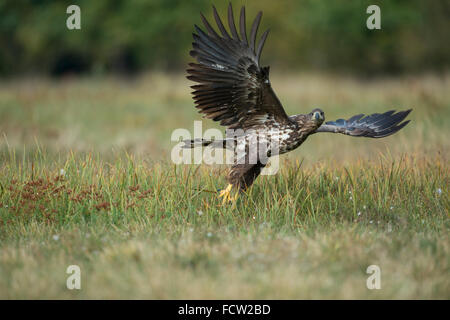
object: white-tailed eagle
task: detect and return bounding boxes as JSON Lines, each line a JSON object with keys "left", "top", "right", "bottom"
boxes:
{"left": 184, "top": 4, "right": 411, "bottom": 203}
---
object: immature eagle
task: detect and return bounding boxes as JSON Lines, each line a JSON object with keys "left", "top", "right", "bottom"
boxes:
{"left": 185, "top": 4, "right": 411, "bottom": 203}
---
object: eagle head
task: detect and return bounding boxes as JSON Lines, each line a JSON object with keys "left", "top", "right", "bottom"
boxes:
{"left": 309, "top": 108, "right": 325, "bottom": 125}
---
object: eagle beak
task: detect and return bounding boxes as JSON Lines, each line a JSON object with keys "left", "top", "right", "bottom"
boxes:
{"left": 313, "top": 111, "right": 324, "bottom": 122}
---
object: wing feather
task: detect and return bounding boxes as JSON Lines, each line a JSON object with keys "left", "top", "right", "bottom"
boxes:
{"left": 239, "top": 7, "right": 248, "bottom": 46}
{"left": 256, "top": 29, "right": 269, "bottom": 63}
{"left": 227, "top": 3, "right": 240, "bottom": 40}
{"left": 187, "top": 4, "right": 290, "bottom": 130}
{"left": 315, "top": 109, "right": 412, "bottom": 138}
{"left": 213, "top": 6, "right": 231, "bottom": 39}
{"left": 250, "top": 12, "right": 262, "bottom": 52}
{"left": 200, "top": 13, "right": 220, "bottom": 38}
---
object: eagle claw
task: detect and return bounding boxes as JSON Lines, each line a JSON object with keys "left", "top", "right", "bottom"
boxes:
{"left": 218, "top": 184, "right": 238, "bottom": 204}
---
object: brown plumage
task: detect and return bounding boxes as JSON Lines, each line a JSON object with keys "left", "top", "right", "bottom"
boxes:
{"left": 185, "top": 4, "right": 411, "bottom": 199}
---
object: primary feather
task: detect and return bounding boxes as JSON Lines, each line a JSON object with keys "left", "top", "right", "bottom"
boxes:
{"left": 315, "top": 109, "right": 411, "bottom": 138}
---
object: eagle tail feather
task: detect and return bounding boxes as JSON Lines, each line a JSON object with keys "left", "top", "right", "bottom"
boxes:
{"left": 181, "top": 139, "right": 228, "bottom": 149}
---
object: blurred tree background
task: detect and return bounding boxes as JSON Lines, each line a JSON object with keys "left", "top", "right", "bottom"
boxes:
{"left": 0, "top": 0, "right": 448, "bottom": 76}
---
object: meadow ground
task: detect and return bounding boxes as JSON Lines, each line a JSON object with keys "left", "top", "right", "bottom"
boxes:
{"left": 0, "top": 73, "right": 448, "bottom": 299}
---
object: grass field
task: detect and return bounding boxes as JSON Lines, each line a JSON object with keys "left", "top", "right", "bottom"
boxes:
{"left": 0, "top": 73, "right": 449, "bottom": 299}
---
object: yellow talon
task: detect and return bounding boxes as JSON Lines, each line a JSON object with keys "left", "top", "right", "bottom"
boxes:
{"left": 218, "top": 184, "right": 238, "bottom": 205}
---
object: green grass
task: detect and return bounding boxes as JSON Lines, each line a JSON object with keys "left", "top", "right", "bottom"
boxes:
{"left": 0, "top": 73, "right": 449, "bottom": 299}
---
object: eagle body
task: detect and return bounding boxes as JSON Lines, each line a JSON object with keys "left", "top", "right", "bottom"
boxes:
{"left": 224, "top": 114, "right": 322, "bottom": 190}
{"left": 185, "top": 4, "right": 411, "bottom": 196}
{"left": 224, "top": 115, "right": 319, "bottom": 155}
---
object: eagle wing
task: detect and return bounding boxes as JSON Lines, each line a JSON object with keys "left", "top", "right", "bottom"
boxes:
{"left": 187, "top": 4, "right": 290, "bottom": 130}
{"left": 315, "top": 109, "right": 411, "bottom": 138}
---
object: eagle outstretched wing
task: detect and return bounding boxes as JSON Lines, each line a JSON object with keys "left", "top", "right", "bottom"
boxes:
{"left": 315, "top": 109, "right": 411, "bottom": 138}
{"left": 187, "top": 4, "right": 290, "bottom": 130}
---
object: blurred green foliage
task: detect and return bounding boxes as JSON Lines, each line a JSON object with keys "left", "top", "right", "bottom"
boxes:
{"left": 0, "top": 0, "right": 449, "bottom": 76}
